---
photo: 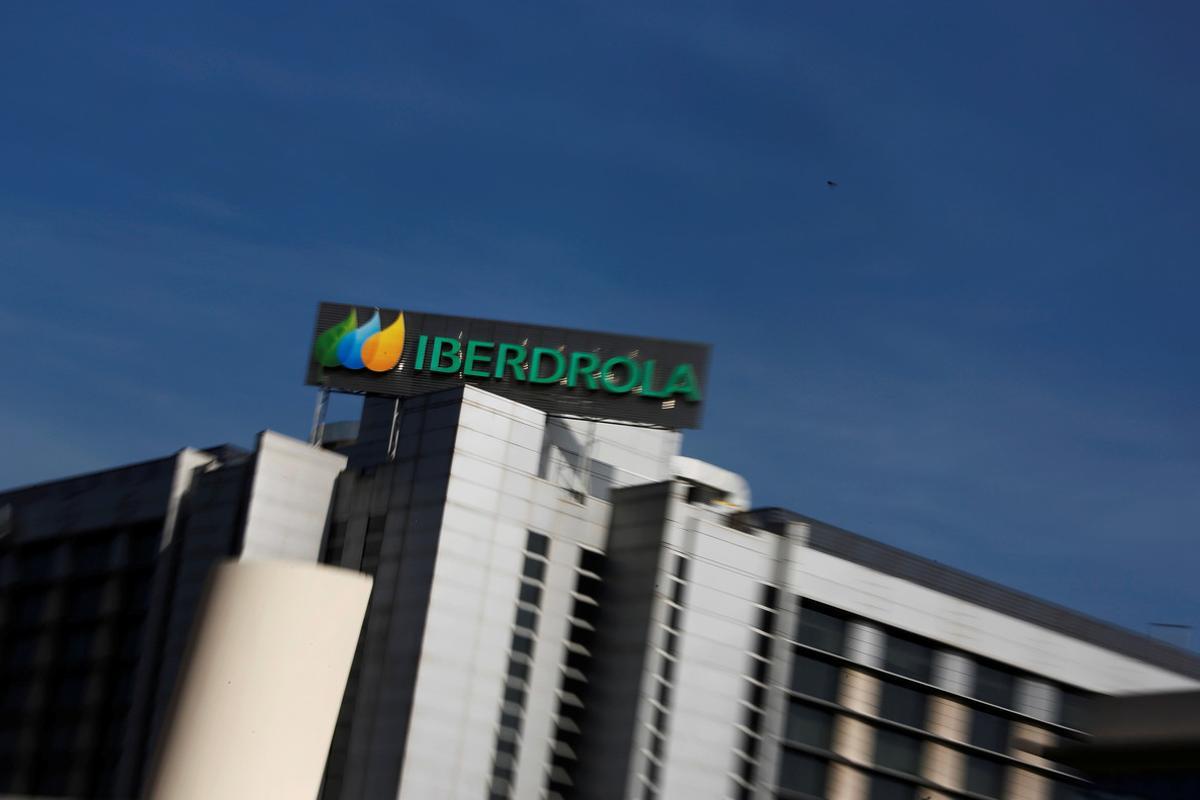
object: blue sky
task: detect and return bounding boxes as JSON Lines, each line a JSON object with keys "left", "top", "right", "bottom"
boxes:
{"left": 2, "top": 3, "right": 1198, "bottom": 639}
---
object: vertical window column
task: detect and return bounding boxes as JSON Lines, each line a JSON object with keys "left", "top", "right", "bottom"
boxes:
{"left": 732, "top": 583, "right": 778, "bottom": 800}
{"left": 488, "top": 532, "right": 549, "bottom": 800}
{"left": 544, "top": 547, "right": 605, "bottom": 799}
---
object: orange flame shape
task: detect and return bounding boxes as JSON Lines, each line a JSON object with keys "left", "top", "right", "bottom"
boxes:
{"left": 361, "top": 312, "right": 406, "bottom": 372}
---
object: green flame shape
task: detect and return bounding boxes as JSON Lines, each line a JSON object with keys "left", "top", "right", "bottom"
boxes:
{"left": 313, "top": 309, "right": 358, "bottom": 367}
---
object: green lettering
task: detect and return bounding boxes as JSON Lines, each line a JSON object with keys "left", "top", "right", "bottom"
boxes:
{"left": 463, "top": 340, "right": 494, "bottom": 378}
{"left": 568, "top": 352, "right": 600, "bottom": 389}
{"left": 663, "top": 363, "right": 701, "bottom": 401}
{"left": 599, "top": 356, "right": 639, "bottom": 394}
{"left": 494, "top": 343, "right": 527, "bottom": 381}
{"left": 529, "top": 347, "right": 566, "bottom": 384}
{"left": 414, "top": 335, "right": 428, "bottom": 371}
{"left": 430, "top": 337, "right": 462, "bottom": 374}
{"left": 639, "top": 359, "right": 670, "bottom": 398}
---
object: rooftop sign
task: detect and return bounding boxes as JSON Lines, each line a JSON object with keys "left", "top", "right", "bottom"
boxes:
{"left": 306, "top": 302, "right": 711, "bottom": 428}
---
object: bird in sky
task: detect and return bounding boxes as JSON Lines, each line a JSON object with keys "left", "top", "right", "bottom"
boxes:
{"left": 826, "top": 180, "right": 838, "bottom": 188}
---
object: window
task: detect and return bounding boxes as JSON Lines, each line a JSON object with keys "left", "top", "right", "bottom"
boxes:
{"left": 974, "top": 662, "right": 1016, "bottom": 708}
{"left": 784, "top": 702, "right": 834, "bottom": 749}
{"left": 518, "top": 583, "right": 542, "bottom": 606}
{"left": 795, "top": 601, "right": 846, "bottom": 654}
{"left": 522, "top": 559, "right": 545, "bottom": 582}
{"left": 514, "top": 608, "right": 538, "bottom": 632}
{"left": 511, "top": 634, "right": 534, "bottom": 657}
{"left": 578, "top": 548, "right": 604, "bottom": 576}
{"left": 777, "top": 748, "right": 828, "bottom": 796}
{"left": 878, "top": 681, "right": 927, "bottom": 728}
{"left": 670, "top": 579, "right": 686, "bottom": 606}
{"left": 790, "top": 653, "right": 841, "bottom": 701}
{"left": 970, "top": 709, "right": 1011, "bottom": 752}
{"left": 965, "top": 755, "right": 1006, "bottom": 798}
{"left": 874, "top": 729, "right": 922, "bottom": 775}
{"left": 869, "top": 775, "right": 917, "bottom": 800}
{"left": 1058, "top": 688, "right": 1092, "bottom": 731}
{"left": 526, "top": 532, "right": 549, "bottom": 557}
{"left": 883, "top": 633, "right": 933, "bottom": 683}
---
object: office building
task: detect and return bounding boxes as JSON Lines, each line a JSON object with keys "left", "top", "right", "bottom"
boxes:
{"left": 2, "top": 305, "right": 1198, "bottom": 799}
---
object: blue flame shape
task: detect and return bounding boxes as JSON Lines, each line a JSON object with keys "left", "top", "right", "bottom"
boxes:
{"left": 335, "top": 311, "right": 381, "bottom": 369}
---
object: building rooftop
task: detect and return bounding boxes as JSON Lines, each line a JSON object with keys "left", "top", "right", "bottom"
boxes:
{"left": 745, "top": 507, "right": 1200, "bottom": 682}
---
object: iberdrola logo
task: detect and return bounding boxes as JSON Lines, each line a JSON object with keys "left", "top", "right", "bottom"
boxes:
{"left": 313, "top": 308, "right": 406, "bottom": 372}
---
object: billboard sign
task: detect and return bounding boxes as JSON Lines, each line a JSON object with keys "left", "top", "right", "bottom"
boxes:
{"left": 306, "top": 302, "right": 710, "bottom": 429}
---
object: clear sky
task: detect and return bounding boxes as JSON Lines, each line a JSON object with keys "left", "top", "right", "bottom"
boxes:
{"left": 2, "top": 3, "right": 1197, "bottom": 639}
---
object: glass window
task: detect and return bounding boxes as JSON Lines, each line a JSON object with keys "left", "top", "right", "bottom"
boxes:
{"left": 514, "top": 608, "right": 538, "bottom": 632}
{"left": 790, "top": 653, "right": 841, "bottom": 701}
{"left": 878, "top": 681, "right": 927, "bottom": 728}
{"left": 965, "top": 755, "right": 1006, "bottom": 798}
{"left": 777, "top": 748, "right": 828, "bottom": 796}
{"left": 874, "top": 729, "right": 922, "bottom": 775}
{"left": 511, "top": 634, "right": 534, "bottom": 657}
{"left": 870, "top": 775, "right": 917, "bottom": 800}
{"left": 884, "top": 633, "right": 933, "bottom": 682}
{"left": 1058, "top": 688, "right": 1092, "bottom": 731}
{"left": 795, "top": 601, "right": 846, "bottom": 654}
{"left": 75, "top": 536, "right": 112, "bottom": 572}
{"left": 974, "top": 662, "right": 1016, "bottom": 708}
{"left": 522, "top": 558, "right": 545, "bottom": 582}
{"left": 578, "top": 548, "right": 604, "bottom": 576}
{"left": 526, "top": 532, "right": 549, "bottom": 557}
{"left": 970, "top": 709, "right": 1011, "bottom": 752}
{"left": 784, "top": 702, "right": 834, "bottom": 749}
{"left": 518, "top": 583, "right": 541, "bottom": 607}
{"left": 19, "top": 546, "right": 57, "bottom": 581}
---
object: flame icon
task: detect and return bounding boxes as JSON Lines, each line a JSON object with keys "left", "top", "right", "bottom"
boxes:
{"left": 312, "top": 308, "right": 405, "bottom": 372}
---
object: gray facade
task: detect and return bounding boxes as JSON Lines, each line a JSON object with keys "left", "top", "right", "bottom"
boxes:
{"left": 2, "top": 385, "right": 1198, "bottom": 800}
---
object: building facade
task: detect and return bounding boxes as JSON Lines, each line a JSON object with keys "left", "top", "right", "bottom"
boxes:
{"left": 2, "top": 385, "right": 1198, "bottom": 800}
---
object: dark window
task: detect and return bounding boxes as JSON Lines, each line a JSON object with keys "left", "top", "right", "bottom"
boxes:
{"left": 965, "top": 755, "right": 1006, "bottom": 798}
{"left": 75, "top": 536, "right": 112, "bottom": 572}
{"left": 761, "top": 584, "right": 779, "bottom": 610}
{"left": 752, "top": 656, "right": 769, "bottom": 685}
{"left": 652, "top": 705, "right": 666, "bottom": 733}
{"left": 576, "top": 573, "right": 602, "bottom": 598}
{"left": 878, "top": 681, "right": 928, "bottom": 728}
{"left": 578, "top": 548, "right": 604, "bottom": 576}
{"left": 883, "top": 633, "right": 933, "bottom": 683}
{"left": 656, "top": 680, "right": 671, "bottom": 708}
{"left": 795, "top": 601, "right": 846, "bottom": 654}
{"left": 13, "top": 592, "right": 46, "bottom": 627}
{"left": 777, "top": 748, "right": 828, "bottom": 796}
{"left": 514, "top": 608, "right": 538, "bottom": 632}
{"left": 869, "top": 774, "right": 917, "bottom": 800}
{"left": 790, "top": 653, "right": 841, "bottom": 701}
{"left": 673, "top": 555, "right": 689, "bottom": 581}
{"left": 499, "top": 712, "right": 522, "bottom": 732}
{"left": 660, "top": 657, "right": 675, "bottom": 685}
{"left": 504, "top": 686, "right": 526, "bottom": 707}
{"left": 497, "top": 737, "right": 518, "bottom": 755}
{"left": 511, "top": 634, "right": 534, "bottom": 657}
{"left": 748, "top": 681, "right": 766, "bottom": 710}
{"left": 970, "top": 709, "right": 1011, "bottom": 752}
{"left": 68, "top": 580, "right": 106, "bottom": 621}
{"left": 518, "top": 583, "right": 542, "bottom": 607}
{"left": 874, "top": 729, "right": 922, "bottom": 775}
{"left": 663, "top": 631, "right": 678, "bottom": 656}
{"left": 19, "top": 546, "right": 57, "bottom": 581}
{"left": 650, "top": 733, "right": 664, "bottom": 759}
{"left": 670, "top": 579, "right": 686, "bottom": 606}
{"left": 753, "top": 632, "right": 772, "bottom": 659}
{"left": 1058, "top": 688, "right": 1092, "bottom": 731}
{"left": 507, "top": 661, "right": 529, "bottom": 682}
{"left": 667, "top": 604, "right": 682, "bottom": 631}
{"left": 784, "top": 702, "right": 834, "bottom": 749}
{"left": 522, "top": 558, "right": 545, "bottom": 582}
{"left": 526, "top": 532, "right": 549, "bottom": 557}
{"left": 974, "top": 662, "right": 1016, "bottom": 708}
